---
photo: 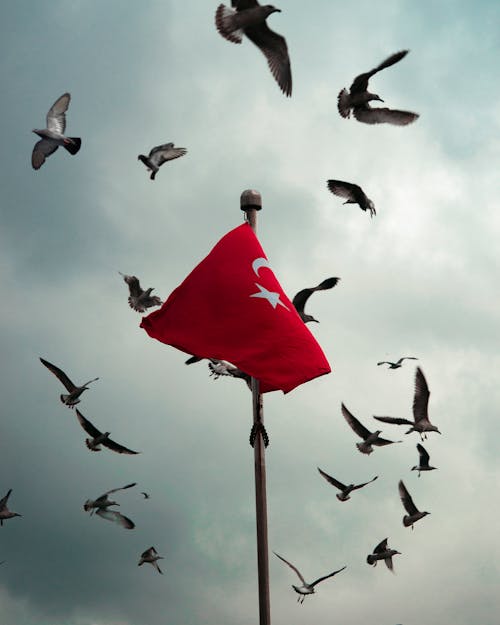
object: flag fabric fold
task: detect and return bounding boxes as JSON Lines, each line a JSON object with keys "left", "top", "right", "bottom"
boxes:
{"left": 140, "top": 223, "right": 331, "bottom": 393}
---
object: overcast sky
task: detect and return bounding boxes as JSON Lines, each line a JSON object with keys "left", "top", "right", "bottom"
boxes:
{"left": 0, "top": 1, "right": 499, "bottom": 624}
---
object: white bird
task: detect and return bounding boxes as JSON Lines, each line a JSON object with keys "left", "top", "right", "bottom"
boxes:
{"left": 412, "top": 443, "right": 437, "bottom": 477}
{"left": 40, "top": 357, "right": 98, "bottom": 408}
{"left": 377, "top": 356, "right": 418, "bottom": 369}
{"left": 366, "top": 538, "right": 401, "bottom": 572}
{"left": 119, "top": 272, "right": 162, "bottom": 313}
{"left": 32, "top": 92, "right": 81, "bottom": 169}
{"left": 399, "top": 480, "right": 430, "bottom": 529}
{"left": 273, "top": 552, "right": 346, "bottom": 603}
{"left": 138, "top": 547, "right": 164, "bottom": 574}
{"left": 342, "top": 403, "right": 401, "bottom": 455}
{"left": 75, "top": 409, "right": 139, "bottom": 454}
{"left": 317, "top": 468, "right": 378, "bottom": 501}
{"left": 137, "top": 143, "right": 187, "bottom": 180}
{"left": 83, "top": 483, "right": 136, "bottom": 529}
{"left": 292, "top": 277, "right": 340, "bottom": 323}
{"left": 0, "top": 490, "right": 22, "bottom": 526}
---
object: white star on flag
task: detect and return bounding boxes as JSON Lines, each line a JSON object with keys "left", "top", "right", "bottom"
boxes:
{"left": 250, "top": 283, "right": 290, "bottom": 310}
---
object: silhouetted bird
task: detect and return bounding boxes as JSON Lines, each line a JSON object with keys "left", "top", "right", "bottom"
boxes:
{"left": 215, "top": 1, "right": 292, "bottom": 96}
{"left": 338, "top": 50, "right": 418, "bottom": 125}
{"left": 366, "top": 538, "right": 401, "bottom": 572}
{"left": 292, "top": 278, "right": 340, "bottom": 323}
{"left": 137, "top": 143, "right": 187, "bottom": 180}
{"left": 0, "top": 490, "right": 22, "bottom": 526}
{"left": 377, "top": 357, "right": 418, "bottom": 369}
{"left": 273, "top": 552, "right": 346, "bottom": 603}
{"left": 327, "top": 180, "right": 375, "bottom": 218}
{"left": 141, "top": 492, "right": 151, "bottom": 499}
{"left": 40, "top": 357, "right": 99, "bottom": 408}
{"left": 84, "top": 483, "right": 136, "bottom": 530}
{"left": 317, "top": 468, "right": 377, "bottom": 501}
{"left": 32, "top": 93, "right": 81, "bottom": 169}
{"left": 138, "top": 547, "right": 164, "bottom": 574}
{"left": 75, "top": 409, "right": 139, "bottom": 454}
{"left": 398, "top": 480, "right": 429, "bottom": 529}
{"left": 412, "top": 443, "right": 437, "bottom": 477}
{"left": 119, "top": 272, "right": 162, "bottom": 313}
{"left": 342, "top": 403, "right": 400, "bottom": 455}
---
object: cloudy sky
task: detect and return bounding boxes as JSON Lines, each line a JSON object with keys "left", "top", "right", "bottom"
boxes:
{"left": 1, "top": 1, "right": 499, "bottom": 624}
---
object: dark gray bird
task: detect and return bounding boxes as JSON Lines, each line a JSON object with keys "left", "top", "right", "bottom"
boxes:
{"left": 377, "top": 357, "right": 418, "bottom": 369}
{"left": 399, "top": 480, "right": 429, "bottom": 529}
{"left": 40, "top": 357, "right": 99, "bottom": 408}
{"left": 273, "top": 552, "right": 346, "bottom": 603}
{"left": 0, "top": 490, "right": 22, "bottom": 526}
{"left": 137, "top": 143, "right": 187, "bottom": 180}
{"left": 342, "top": 403, "right": 401, "bottom": 455}
{"left": 141, "top": 492, "right": 151, "bottom": 499}
{"left": 327, "top": 180, "right": 376, "bottom": 218}
{"left": 138, "top": 547, "right": 164, "bottom": 574}
{"left": 75, "top": 409, "right": 139, "bottom": 454}
{"left": 366, "top": 538, "right": 401, "bottom": 572}
{"left": 83, "top": 483, "right": 136, "bottom": 529}
{"left": 215, "top": 1, "right": 292, "bottom": 96}
{"left": 338, "top": 50, "right": 419, "bottom": 125}
{"left": 119, "top": 272, "right": 162, "bottom": 313}
{"left": 317, "top": 468, "right": 378, "bottom": 501}
{"left": 412, "top": 443, "right": 437, "bottom": 477}
{"left": 32, "top": 92, "right": 81, "bottom": 169}
{"left": 292, "top": 278, "right": 340, "bottom": 323}
{"left": 373, "top": 367, "right": 441, "bottom": 439}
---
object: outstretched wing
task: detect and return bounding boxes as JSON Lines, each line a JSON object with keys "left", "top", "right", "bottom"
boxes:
{"left": 293, "top": 278, "right": 339, "bottom": 317}
{"left": 327, "top": 179, "right": 360, "bottom": 202}
{"left": 46, "top": 92, "right": 70, "bottom": 134}
{"left": 102, "top": 482, "right": 137, "bottom": 498}
{"left": 103, "top": 437, "right": 140, "bottom": 455}
{"left": 353, "top": 105, "right": 419, "bottom": 126}
{"left": 350, "top": 50, "right": 409, "bottom": 93}
{"left": 75, "top": 409, "right": 102, "bottom": 438}
{"left": 32, "top": 139, "right": 59, "bottom": 170}
{"left": 311, "top": 565, "right": 346, "bottom": 588}
{"left": 416, "top": 443, "right": 430, "bottom": 465}
{"left": 373, "top": 538, "right": 389, "bottom": 554}
{"left": 397, "top": 357, "right": 418, "bottom": 364}
{"left": 0, "top": 489, "right": 12, "bottom": 510}
{"left": 317, "top": 467, "right": 346, "bottom": 492}
{"left": 40, "top": 357, "right": 76, "bottom": 392}
{"left": 149, "top": 144, "right": 187, "bottom": 167}
{"left": 341, "top": 403, "right": 371, "bottom": 440}
{"left": 399, "top": 480, "right": 418, "bottom": 515}
{"left": 373, "top": 415, "right": 412, "bottom": 426}
{"left": 96, "top": 509, "right": 135, "bottom": 529}
{"left": 352, "top": 475, "right": 378, "bottom": 491}
{"left": 273, "top": 552, "right": 306, "bottom": 585}
{"left": 119, "top": 272, "right": 143, "bottom": 298}
{"left": 413, "top": 367, "right": 430, "bottom": 424}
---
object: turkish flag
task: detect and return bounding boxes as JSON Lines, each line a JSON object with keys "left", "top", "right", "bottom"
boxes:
{"left": 140, "top": 223, "right": 331, "bottom": 393}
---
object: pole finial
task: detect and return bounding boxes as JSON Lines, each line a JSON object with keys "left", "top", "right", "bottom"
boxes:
{"left": 240, "top": 189, "right": 262, "bottom": 212}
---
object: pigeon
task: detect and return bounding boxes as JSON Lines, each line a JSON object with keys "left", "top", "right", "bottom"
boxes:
{"left": 75, "top": 409, "right": 139, "bottom": 454}
{"left": 373, "top": 367, "right": 441, "bottom": 439}
{"left": 32, "top": 92, "right": 81, "bottom": 169}
{"left": 412, "top": 443, "right": 437, "bottom": 477}
{"left": 138, "top": 547, "right": 164, "bottom": 574}
{"left": 215, "top": 1, "right": 292, "bottom": 96}
{"left": 273, "top": 552, "right": 346, "bottom": 603}
{"left": 40, "top": 357, "right": 99, "bottom": 408}
{"left": 327, "top": 180, "right": 376, "bottom": 218}
{"left": 292, "top": 278, "right": 340, "bottom": 323}
{"left": 0, "top": 490, "right": 22, "bottom": 526}
{"left": 377, "top": 357, "right": 418, "bottom": 369}
{"left": 366, "top": 538, "right": 401, "bottom": 572}
{"left": 398, "top": 480, "right": 430, "bottom": 529}
{"left": 137, "top": 143, "right": 187, "bottom": 180}
{"left": 341, "top": 403, "right": 401, "bottom": 455}
{"left": 119, "top": 272, "right": 162, "bottom": 313}
{"left": 83, "top": 483, "right": 136, "bottom": 529}
{"left": 317, "top": 468, "right": 378, "bottom": 501}
{"left": 337, "top": 50, "right": 419, "bottom": 125}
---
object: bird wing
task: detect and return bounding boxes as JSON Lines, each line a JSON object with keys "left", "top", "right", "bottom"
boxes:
{"left": 291, "top": 287, "right": 314, "bottom": 317}
{"left": 75, "top": 409, "right": 102, "bottom": 438}
{"left": 341, "top": 403, "right": 371, "bottom": 440}
{"left": 352, "top": 475, "right": 378, "bottom": 491}
{"left": 416, "top": 443, "right": 430, "bottom": 465}
{"left": 119, "top": 273, "right": 143, "bottom": 298}
{"left": 273, "top": 552, "right": 306, "bottom": 585}
{"left": 153, "top": 561, "right": 163, "bottom": 574}
{"left": 397, "top": 357, "right": 418, "bottom": 364}
{"left": 103, "top": 437, "right": 140, "bottom": 455}
{"left": 96, "top": 509, "right": 135, "bottom": 529}
{"left": 32, "top": 139, "right": 59, "bottom": 170}
{"left": 0, "top": 490, "right": 12, "bottom": 510}
{"left": 373, "top": 415, "right": 413, "bottom": 426}
{"left": 102, "top": 482, "right": 137, "bottom": 497}
{"left": 399, "top": 480, "right": 418, "bottom": 515}
{"left": 149, "top": 144, "right": 187, "bottom": 167}
{"left": 311, "top": 566, "right": 346, "bottom": 587}
{"left": 40, "top": 357, "right": 76, "bottom": 391}
{"left": 141, "top": 547, "right": 156, "bottom": 558}
{"left": 46, "top": 92, "right": 70, "bottom": 134}
{"left": 353, "top": 105, "right": 419, "bottom": 126}
{"left": 413, "top": 367, "right": 430, "bottom": 424}
{"left": 373, "top": 436, "right": 399, "bottom": 447}
{"left": 317, "top": 467, "right": 346, "bottom": 491}
{"left": 350, "top": 50, "right": 409, "bottom": 93}
{"left": 327, "top": 179, "right": 361, "bottom": 202}
{"left": 373, "top": 538, "right": 389, "bottom": 554}
{"left": 185, "top": 355, "right": 203, "bottom": 365}
{"left": 377, "top": 361, "right": 394, "bottom": 367}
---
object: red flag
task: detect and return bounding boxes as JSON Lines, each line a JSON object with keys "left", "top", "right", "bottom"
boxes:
{"left": 140, "top": 223, "right": 331, "bottom": 393}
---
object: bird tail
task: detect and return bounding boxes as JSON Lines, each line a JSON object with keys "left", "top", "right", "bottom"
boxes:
{"left": 337, "top": 89, "right": 351, "bottom": 118}
{"left": 85, "top": 438, "right": 100, "bottom": 451}
{"left": 63, "top": 138, "right": 82, "bottom": 155}
{"left": 215, "top": 4, "right": 243, "bottom": 44}
{"left": 60, "top": 394, "right": 77, "bottom": 407}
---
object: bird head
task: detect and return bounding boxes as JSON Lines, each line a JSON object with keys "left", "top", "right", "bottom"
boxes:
{"left": 266, "top": 6, "right": 281, "bottom": 14}
{"left": 367, "top": 94, "right": 384, "bottom": 103}
{"left": 303, "top": 314, "right": 319, "bottom": 323}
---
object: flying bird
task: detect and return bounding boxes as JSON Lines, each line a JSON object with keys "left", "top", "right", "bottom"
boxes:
{"left": 83, "top": 483, "right": 136, "bottom": 529}
{"left": 373, "top": 367, "right": 441, "bottom": 439}
{"left": 317, "top": 468, "right": 378, "bottom": 501}
{"left": 138, "top": 547, "right": 164, "bottom": 574}
{"left": 327, "top": 180, "right": 376, "bottom": 218}
{"left": 141, "top": 492, "right": 151, "bottom": 499}
{"left": 75, "top": 409, "right": 139, "bottom": 454}
{"left": 337, "top": 50, "right": 419, "bottom": 125}
{"left": 292, "top": 278, "right": 340, "bottom": 323}
{"left": 366, "top": 538, "right": 401, "bottom": 572}
{"left": 137, "top": 143, "right": 187, "bottom": 180}
{"left": 208, "top": 359, "right": 252, "bottom": 387}
{"left": 412, "top": 443, "right": 437, "bottom": 477}
{"left": 377, "top": 357, "right": 418, "bottom": 369}
{"left": 215, "top": 1, "right": 292, "bottom": 96}
{"left": 273, "top": 552, "right": 346, "bottom": 603}
{"left": 119, "top": 272, "right": 163, "bottom": 313}
{"left": 32, "top": 92, "right": 81, "bottom": 169}
{"left": 398, "top": 480, "right": 430, "bottom": 529}
{"left": 341, "top": 403, "right": 401, "bottom": 455}
{"left": 0, "top": 490, "right": 22, "bottom": 526}
{"left": 40, "top": 357, "right": 99, "bottom": 408}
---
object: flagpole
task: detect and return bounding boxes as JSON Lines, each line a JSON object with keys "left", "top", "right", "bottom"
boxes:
{"left": 240, "top": 189, "right": 271, "bottom": 625}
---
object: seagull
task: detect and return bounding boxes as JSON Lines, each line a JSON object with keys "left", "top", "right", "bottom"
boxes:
{"left": 399, "top": 480, "right": 429, "bottom": 529}
{"left": 366, "top": 538, "right": 401, "bottom": 572}
{"left": 137, "top": 143, "right": 187, "bottom": 180}
{"left": 317, "top": 468, "right": 378, "bottom": 501}
{"left": 327, "top": 180, "right": 376, "bottom": 218}
{"left": 32, "top": 92, "right": 81, "bottom": 169}
{"left": 373, "top": 367, "right": 441, "bottom": 439}
{"left": 292, "top": 278, "right": 340, "bottom": 323}
{"left": 412, "top": 443, "right": 437, "bottom": 477}
{"left": 40, "top": 357, "right": 99, "bottom": 408}
{"left": 337, "top": 50, "right": 419, "bottom": 125}
{"left": 215, "top": 1, "right": 292, "bottom": 96}
{"left": 0, "top": 490, "right": 22, "bottom": 526}
{"left": 342, "top": 403, "right": 401, "bottom": 455}
{"left": 83, "top": 483, "right": 136, "bottom": 529}
{"left": 273, "top": 552, "right": 346, "bottom": 603}
{"left": 119, "top": 272, "right": 162, "bottom": 313}
{"left": 141, "top": 492, "right": 151, "bottom": 499}
{"left": 138, "top": 547, "right": 164, "bottom": 574}
{"left": 377, "top": 357, "right": 418, "bottom": 369}
{"left": 75, "top": 409, "right": 139, "bottom": 454}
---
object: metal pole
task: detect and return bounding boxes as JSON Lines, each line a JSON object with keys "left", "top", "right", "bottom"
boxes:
{"left": 240, "top": 189, "right": 271, "bottom": 625}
